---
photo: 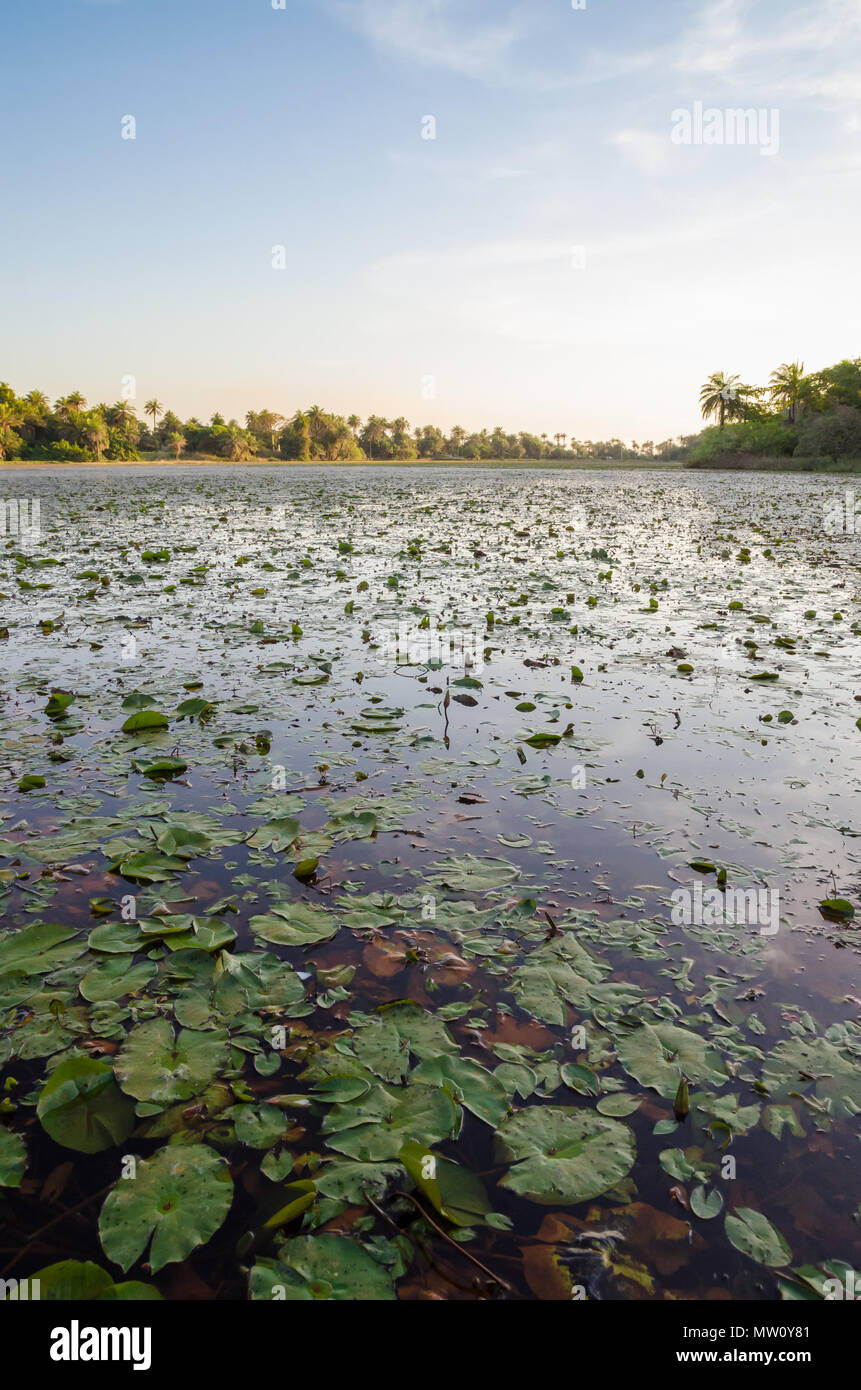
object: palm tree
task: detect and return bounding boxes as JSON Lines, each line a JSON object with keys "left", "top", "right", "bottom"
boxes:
{"left": 769, "top": 361, "right": 805, "bottom": 424}
{"left": 699, "top": 372, "right": 744, "bottom": 426}
{"left": 291, "top": 411, "right": 311, "bottom": 460}
{"left": 348, "top": 415, "right": 361, "bottom": 436}
{"left": 106, "top": 400, "right": 137, "bottom": 432}
{"left": 23, "top": 390, "right": 49, "bottom": 418}
{"left": 66, "top": 391, "right": 86, "bottom": 413}
{"left": 83, "top": 412, "right": 108, "bottom": 460}
{"left": 144, "top": 399, "right": 163, "bottom": 438}
{"left": 0, "top": 403, "right": 22, "bottom": 460}
{"left": 167, "top": 430, "right": 186, "bottom": 460}
{"left": 362, "top": 415, "right": 389, "bottom": 460}
{"left": 449, "top": 425, "right": 466, "bottom": 457}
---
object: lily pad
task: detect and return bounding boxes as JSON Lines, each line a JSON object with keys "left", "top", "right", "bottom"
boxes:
{"left": 495, "top": 1106, "right": 636, "bottom": 1205}
{"left": 99, "top": 1143, "right": 233, "bottom": 1273}
{"left": 115, "top": 1020, "right": 228, "bottom": 1104}
{"left": 0, "top": 1126, "right": 27, "bottom": 1187}
{"left": 37, "top": 1058, "right": 135, "bottom": 1154}
{"left": 249, "top": 1235, "right": 396, "bottom": 1300}
{"left": 725, "top": 1208, "right": 791, "bottom": 1267}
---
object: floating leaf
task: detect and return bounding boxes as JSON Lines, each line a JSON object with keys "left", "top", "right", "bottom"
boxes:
{"left": 115, "top": 1020, "right": 228, "bottom": 1104}
{"left": 495, "top": 1106, "right": 636, "bottom": 1205}
{"left": 725, "top": 1208, "right": 791, "bottom": 1267}
{"left": 249, "top": 1235, "right": 395, "bottom": 1300}
{"left": 121, "top": 709, "right": 169, "bottom": 733}
{"left": 28, "top": 1260, "right": 161, "bottom": 1301}
{"left": 99, "top": 1143, "right": 233, "bottom": 1273}
{"left": 0, "top": 1127, "right": 27, "bottom": 1186}
{"left": 37, "top": 1059, "right": 135, "bottom": 1154}
{"left": 399, "top": 1141, "right": 493, "bottom": 1226}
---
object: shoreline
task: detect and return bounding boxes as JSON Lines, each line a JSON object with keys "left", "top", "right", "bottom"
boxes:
{"left": 1, "top": 456, "right": 859, "bottom": 474}
{"left": 0, "top": 456, "right": 684, "bottom": 471}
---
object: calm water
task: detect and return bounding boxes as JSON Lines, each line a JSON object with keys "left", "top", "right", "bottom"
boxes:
{"left": 0, "top": 465, "right": 859, "bottom": 1300}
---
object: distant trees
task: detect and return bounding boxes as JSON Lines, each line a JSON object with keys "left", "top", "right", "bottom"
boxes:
{"left": 2, "top": 358, "right": 858, "bottom": 466}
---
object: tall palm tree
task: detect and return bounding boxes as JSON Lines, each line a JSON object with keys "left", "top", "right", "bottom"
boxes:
{"left": 66, "top": 391, "right": 86, "bottom": 413}
{"left": 106, "top": 400, "right": 137, "bottom": 431}
{"left": 144, "top": 399, "right": 164, "bottom": 437}
{"left": 23, "top": 389, "right": 49, "bottom": 418}
{"left": 769, "top": 361, "right": 805, "bottom": 423}
{"left": 306, "top": 405, "right": 326, "bottom": 444}
{"left": 363, "top": 415, "right": 389, "bottom": 460}
{"left": 699, "top": 372, "right": 743, "bottom": 426}
{"left": 348, "top": 415, "right": 361, "bottom": 436}
{"left": 292, "top": 411, "right": 311, "bottom": 460}
{"left": 83, "top": 412, "right": 108, "bottom": 460}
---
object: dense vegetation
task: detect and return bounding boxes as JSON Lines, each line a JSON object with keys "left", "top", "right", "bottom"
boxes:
{"left": 691, "top": 359, "right": 861, "bottom": 465}
{"left": 0, "top": 357, "right": 858, "bottom": 466}
{"left": 0, "top": 387, "right": 690, "bottom": 465}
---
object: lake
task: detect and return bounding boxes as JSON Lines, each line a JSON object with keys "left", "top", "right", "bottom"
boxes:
{"left": 0, "top": 464, "right": 859, "bottom": 1301}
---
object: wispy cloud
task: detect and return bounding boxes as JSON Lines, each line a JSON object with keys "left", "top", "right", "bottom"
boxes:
{"left": 583, "top": 0, "right": 861, "bottom": 115}
{"left": 331, "top": 0, "right": 524, "bottom": 82}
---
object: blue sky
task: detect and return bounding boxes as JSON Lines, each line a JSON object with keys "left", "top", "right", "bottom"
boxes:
{"left": 2, "top": 0, "right": 859, "bottom": 441}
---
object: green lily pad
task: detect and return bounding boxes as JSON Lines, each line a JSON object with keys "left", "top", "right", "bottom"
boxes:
{"left": 400, "top": 1141, "right": 494, "bottom": 1227}
{"left": 323, "top": 1083, "right": 459, "bottom": 1162}
{"left": 37, "top": 1058, "right": 135, "bottom": 1154}
{"left": 141, "top": 758, "right": 188, "bottom": 781}
{"left": 616, "top": 1021, "right": 727, "bottom": 1098}
{"left": 691, "top": 1185, "right": 724, "bottom": 1219}
{"left": 249, "top": 901, "right": 338, "bottom": 946}
{"left": 99, "top": 1143, "right": 233, "bottom": 1273}
{"left": 122, "top": 709, "right": 169, "bottom": 733}
{"left": 249, "top": 1235, "right": 396, "bottom": 1300}
{"left": 28, "top": 1260, "right": 161, "bottom": 1300}
{"left": 79, "top": 956, "right": 156, "bottom": 1003}
{"left": 0, "top": 922, "right": 85, "bottom": 976}
{"left": 115, "top": 1020, "right": 228, "bottom": 1104}
{"left": 17, "top": 775, "right": 46, "bottom": 792}
{"left": 818, "top": 898, "right": 855, "bottom": 922}
{"left": 725, "top": 1208, "right": 791, "bottom": 1267}
{"left": 495, "top": 1106, "right": 636, "bottom": 1205}
{"left": 0, "top": 1126, "right": 27, "bottom": 1186}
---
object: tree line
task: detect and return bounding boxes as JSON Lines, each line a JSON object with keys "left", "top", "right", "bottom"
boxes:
{"left": 0, "top": 390, "right": 691, "bottom": 464}
{"left": 694, "top": 358, "right": 861, "bottom": 462}
{"left": 0, "top": 356, "right": 858, "bottom": 465}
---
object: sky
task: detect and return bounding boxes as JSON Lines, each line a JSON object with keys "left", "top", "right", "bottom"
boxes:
{"left": 2, "top": 0, "right": 859, "bottom": 442}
